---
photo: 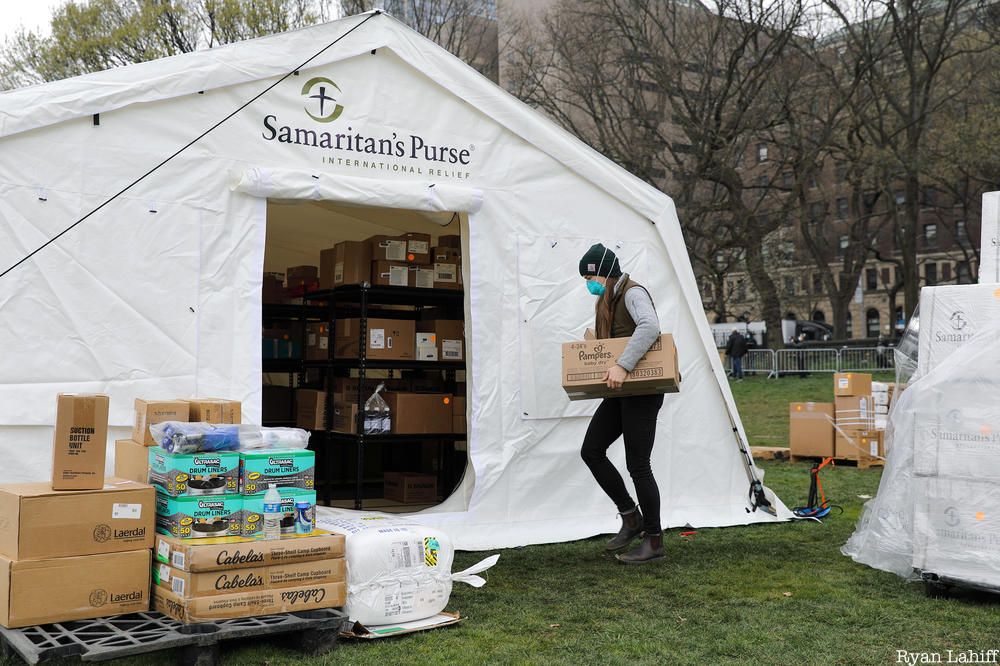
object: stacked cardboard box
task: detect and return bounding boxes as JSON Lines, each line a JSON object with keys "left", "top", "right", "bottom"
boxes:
{"left": 872, "top": 381, "right": 894, "bottom": 432}
{"left": 0, "top": 479, "right": 155, "bottom": 628}
{"left": 333, "top": 318, "right": 416, "bottom": 360}
{"left": 239, "top": 449, "right": 316, "bottom": 538}
{"left": 319, "top": 233, "right": 463, "bottom": 290}
{"left": 285, "top": 265, "right": 319, "bottom": 295}
{"left": 51, "top": 393, "right": 110, "bottom": 490}
{"left": 417, "top": 319, "right": 465, "bottom": 362}
{"left": 116, "top": 398, "right": 240, "bottom": 486}
{"left": 832, "top": 373, "right": 881, "bottom": 462}
{"left": 788, "top": 402, "right": 834, "bottom": 458}
{"left": 152, "top": 531, "right": 345, "bottom": 623}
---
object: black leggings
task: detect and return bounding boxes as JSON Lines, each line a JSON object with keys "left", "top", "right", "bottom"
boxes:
{"left": 581, "top": 394, "right": 664, "bottom": 534}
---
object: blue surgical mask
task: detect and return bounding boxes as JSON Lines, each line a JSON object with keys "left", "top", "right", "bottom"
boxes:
{"left": 586, "top": 280, "right": 606, "bottom": 296}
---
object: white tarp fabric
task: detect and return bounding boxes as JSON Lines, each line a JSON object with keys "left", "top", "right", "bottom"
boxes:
{"left": 0, "top": 12, "right": 791, "bottom": 550}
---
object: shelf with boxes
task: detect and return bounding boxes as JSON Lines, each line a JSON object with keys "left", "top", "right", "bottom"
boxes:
{"left": 267, "top": 232, "right": 468, "bottom": 513}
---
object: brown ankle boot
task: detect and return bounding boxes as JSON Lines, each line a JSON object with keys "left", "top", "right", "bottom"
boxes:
{"left": 615, "top": 532, "right": 664, "bottom": 564}
{"left": 605, "top": 507, "right": 643, "bottom": 552}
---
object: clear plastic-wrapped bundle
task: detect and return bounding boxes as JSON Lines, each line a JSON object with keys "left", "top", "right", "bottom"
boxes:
{"left": 843, "top": 314, "right": 1000, "bottom": 588}
{"left": 150, "top": 422, "right": 310, "bottom": 454}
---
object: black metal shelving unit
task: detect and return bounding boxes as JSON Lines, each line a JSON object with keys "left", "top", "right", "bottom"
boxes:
{"left": 299, "top": 284, "right": 466, "bottom": 510}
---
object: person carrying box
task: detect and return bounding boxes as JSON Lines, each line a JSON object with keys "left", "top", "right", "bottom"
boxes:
{"left": 577, "top": 243, "right": 664, "bottom": 565}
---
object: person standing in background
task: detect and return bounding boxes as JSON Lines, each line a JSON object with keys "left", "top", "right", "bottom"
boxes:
{"left": 725, "top": 329, "right": 748, "bottom": 381}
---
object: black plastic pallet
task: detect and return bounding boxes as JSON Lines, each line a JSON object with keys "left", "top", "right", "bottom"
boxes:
{"left": 0, "top": 608, "right": 346, "bottom": 665}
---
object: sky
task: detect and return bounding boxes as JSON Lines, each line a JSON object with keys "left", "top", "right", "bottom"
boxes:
{"left": 0, "top": 1, "right": 62, "bottom": 42}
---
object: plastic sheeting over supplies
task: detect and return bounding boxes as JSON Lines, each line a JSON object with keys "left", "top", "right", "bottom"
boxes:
{"left": 843, "top": 314, "right": 1000, "bottom": 588}
{"left": 0, "top": 12, "right": 791, "bottom": 549}
{"left": 319, "top": 514, "right": 498, "bottom": 625}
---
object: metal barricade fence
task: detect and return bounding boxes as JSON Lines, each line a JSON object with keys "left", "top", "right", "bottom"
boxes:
{"left": 838, "top": 347, "right": 895, "bottom": 372}
{"left": 775, "top": 348, "right": 840, "bottom": 376}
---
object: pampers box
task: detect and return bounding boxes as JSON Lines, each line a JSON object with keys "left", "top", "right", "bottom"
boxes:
{"left": 149, "top": 448, "right": 241, "bottom": 497}
{"left": 242, "top": 488, "right": 316, "bottom": 537}
{"left": 156, "top": 493, "right": 243, "bottom": 539}
{"left": 917, "top": 284, "right": 1000, "bottom": 377}
{"left": 239, "top": 449, "right": 315, "bottom": 495}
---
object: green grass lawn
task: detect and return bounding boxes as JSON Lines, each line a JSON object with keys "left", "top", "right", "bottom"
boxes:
{"left": 6, "top": 376, "right": 998, "bottom": 665}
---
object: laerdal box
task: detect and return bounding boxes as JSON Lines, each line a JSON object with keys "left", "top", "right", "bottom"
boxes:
{"left": 561, "top": 334, "right": 681, "bottom": 400}
{"left": 0, "top": 550, "right": 150, "bottom": 628}
{"left": 154, "top": 531, "right": 345, "bottom": 573}
{"left": 51, "top": 393, "right": 110, "bottom": 490}
{"left": 154, "top": 581, "right": 345, "bottom": 623}
{"left": 153, "top": 558, "right": 345, "bottom": 599}
{"left": 0, "top": 479, "right": 154, "bottom": 560}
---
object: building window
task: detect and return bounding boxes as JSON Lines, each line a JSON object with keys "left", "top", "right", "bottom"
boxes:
{"left": 957, "top": 261, "right": 972, "bottom": 284}
{"left": 812, "top": 310, "right": 826, "bottom": 322}
{"left": 846, "top": 311, "right": 853, "bottom": 336}
{"left": 836, "top": 197, "right": 849, "bottom": 219}
{"left": 757, "top": 213, "right": 770, "bottom": 228}
{"left": 757, "top": 175, "right": 768, "bottom": 188}
{"left": 956, "top": 220, "right": 968, "bottom": 241}
{"left": 866, "top": 267, "right": 878, "bottom": 291}
{"left": 895, "top": 306, "right": 905, "bottom": 331}
{"left": 801, "top": 276, "right": 809, "bottom": 293}
{"left": 809, "top": 202, "right": 825, "bottom": 221}
{"left": 835, "top": 162, "right": 847, "bottom": 183}
{"left": 925, "top": 262, "right": 937, "bottom": 286}
{"left": 922, "top": 186, "right": 936, "bottom": 206}
{"left": 784, "top": 277, "right": 796, "bottom": 296}
{"left": 782, "top": 171, "right": 793, "bottom": 189}
{"left": 637, "top": 80, "right": 660, "bottom": 92}
{"left": 837, "top": 235, "right": 848, "bottom": 257}
{"left": 782, "top": 241, "right": 795, "bottom": 262}
{"left": 757, "top": 143, "right": 768, "bottom": 163}
{"left": 924, "top": 223, "right": 938, "bottom": 249}
{"left": 866, "top": 308, "right": 881, "bottom": 338}
{"left": 812, "top": 273, "right": 823, "bottom": 294}
{"left": 808, "top": 171, "right": 818, "bottom": 189}
{"left": 881, "top": 267, "right": 891, "bottom": 286}
{"left": 735, "top": 279, "right": 747, "bottom": 302}
{"left": 942, "top": 262, "right": 952, "bottom": 282}
{"left": 894, "top": 190, "right": 906, "bottom": 205}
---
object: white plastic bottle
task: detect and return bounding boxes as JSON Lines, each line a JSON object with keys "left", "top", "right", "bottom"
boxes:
{"left": 262, "top": 483, "right": 282, "bottom": 541}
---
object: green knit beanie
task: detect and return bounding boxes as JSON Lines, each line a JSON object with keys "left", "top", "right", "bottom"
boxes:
{"left": 578, "top": 243, "right": 622, "bottom": 277}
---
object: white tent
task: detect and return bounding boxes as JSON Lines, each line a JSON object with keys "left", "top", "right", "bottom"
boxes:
{"left": 0, "top": 12, "right": 792, "bottom": 549}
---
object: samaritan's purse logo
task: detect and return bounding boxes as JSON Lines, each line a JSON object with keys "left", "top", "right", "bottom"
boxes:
{"left": 301, "top": 76, "right": 343, "bottom": 123}
{"left": 950, "top": 310, "right": 968, "bottom": 331}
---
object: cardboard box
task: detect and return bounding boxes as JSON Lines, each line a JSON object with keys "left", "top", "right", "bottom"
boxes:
{"left": 332, "top": 402, "right": 359, "bottom": 434}
{"left": 52, "top": 393, "right": 110, "bottom": 490}
{"left": 114, "top": 439, "right": 150, "bottom": 484}
{"left": 153, "top": 557, "right": 345, "bottom": 599}
{"left": 788, "top": 402, "right": 834, "bottom": 458}
{"left": 432, "top": 246, "right": 462, "bottom": 264}
{"left": 369, "top": 235, "right": 409, "bottom": 263}
{"left": 154, "top": 581, "right": 345, "bottom": 623}
{"left": 334, "top": 318, "right": 416, "bottom": 360}
{"left": 296, "top": 389, "right": 326, "bottom": 430}
{"left": 417, "top": 320, "right": 465, "bottom": 361}
{"left": 833, "top": 373, "right": 872, "bottom": 397}
{"left": 0, "top": 550, "right": 150, "bottom": 629}
{"left": 416, "top": 333, "right": 438, "bottom": 361}
{"left": 918, "top": 284, "right": 1000, "bottom": 376}
{"left": 433, "top": 262, "right": 461, "bottom": 290}
{"left": 453, "top": 396, "right": 467, "bottom": 434}
{"left": 383, "top": 473, "right": 437, "bottom": 503}
{"left": 330, "top": 377, "right": 408, "bottom": 401}
{"left": 285, "top": 266, "right": 318, "bottom": 287}
{"left": 241, "top": 489, "right": 316, "bottom": 537}
{"left": 149, "top": 448, "right": 241, "bottom": 497}
{"left": 239, "top": 449, "right": 315, "bottom": 495}
{"left": 371, "top": 260, "right": 412, "bottom": 287}
{"left": 263, "top": 272, "right": 287, "bottom": 304}
{"left": 400, "top": 232, "right": 432, "bottom": 265}
{"left": 321, "top": 241, "right": 372, "bottom": 289}
{"left": 382, "top": 393, "right": 453, "bottom": 434}
{"left": 834, "top": 395, "right": 874, "bottom": 430}
{"left": 437, "top": 234, "right": 461, "bottom": 248}
{"left": 183, "top": 399, "right": 241, "bottom": 424}
{"left": 156, "top": 493, "right": 243, "bottom": 540}
{"left": 305, "top": 323, "right": 329, "bottom": 361}
{"left": 981, "top": 191, "right": 1000, "bottom": 284}
{"left": 154, "top": 531, "right": 345, "bottom": 573}
{"left": 562, "top": 334, "right": 681, "bottom": 400}
{"left": 0, "top": 479, "right": 154, "bottom": 560}
{"left": 411, "top": 265, "right": 436, "bottom": 289}
{"left": 835, "top": 429, "right": 883, "bottom": 462}
{"left": 134, "top": 399, "right": 191, "bottom": 447}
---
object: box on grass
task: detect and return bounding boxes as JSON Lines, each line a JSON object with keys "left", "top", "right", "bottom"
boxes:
{"left": 0, "top": 479, "right": 154, "bottom": 560}
{"left": 153, "top": 581, "right": 345, "bottom": 623}
{"left": 835, "top": 429, "right": 883, "bottom": 462}
{"left": 833, "top": 373, "right": 872, "bottom": 397}
{"left": 788, "top": 402, "right": 834, "bottom": 458}
{"left": 52, "top": 393, "right": 109, "bottom": 490}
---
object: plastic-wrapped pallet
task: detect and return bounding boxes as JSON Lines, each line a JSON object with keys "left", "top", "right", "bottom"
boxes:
{"left": 318, "top": 514, "right": 498, "bottom": 625}
{"left": 844, "top": 311, "right": 1000, "bottom": 588}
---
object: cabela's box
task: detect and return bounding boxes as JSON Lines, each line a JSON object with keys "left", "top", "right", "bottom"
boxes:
{"left": 154, "top": 531, "right": 345, "bottom": 572}
{"left": 561, "top": 333, "right": 680, "bottom": 400}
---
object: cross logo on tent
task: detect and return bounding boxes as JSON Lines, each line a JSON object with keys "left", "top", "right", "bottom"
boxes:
{"left": 301, "top": 76, "right": 344, "bottom": 123}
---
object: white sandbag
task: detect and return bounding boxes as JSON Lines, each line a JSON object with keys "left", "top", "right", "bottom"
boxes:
{"left": 318, "top": 514, "right": 498, "bottom": 625}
